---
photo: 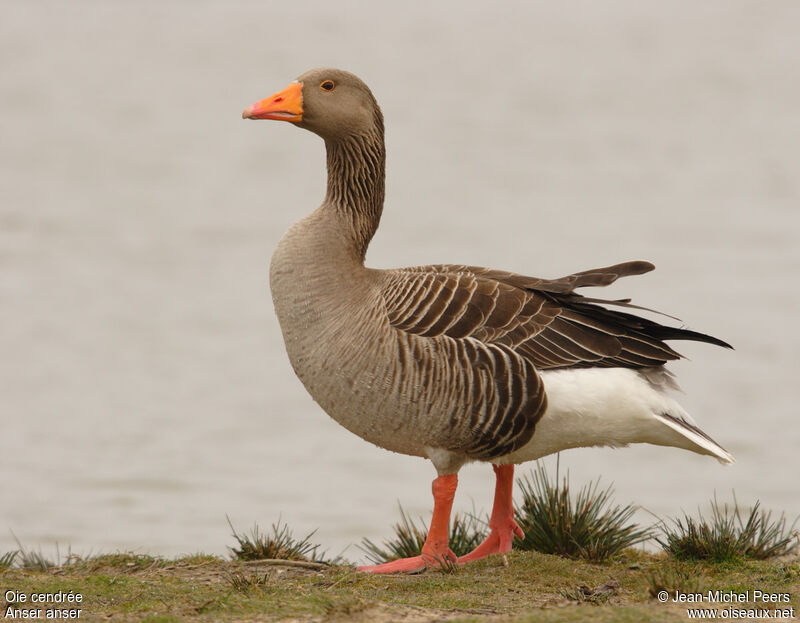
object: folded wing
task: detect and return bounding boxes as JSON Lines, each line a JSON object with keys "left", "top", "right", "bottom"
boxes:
{"left": 381, "top": 260, "right": 730, "bottom": 371}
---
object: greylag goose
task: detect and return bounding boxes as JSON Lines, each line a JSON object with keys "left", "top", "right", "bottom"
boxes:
{"left": 242, "top": 68, "right": 733, "bottom": 574}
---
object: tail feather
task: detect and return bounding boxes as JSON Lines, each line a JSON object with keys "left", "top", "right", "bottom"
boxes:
{"left": 654, "top": 411, "right": 735, "bottom": 464}
{"left": 501, "top": 368, "right": 735, "bottom": 465}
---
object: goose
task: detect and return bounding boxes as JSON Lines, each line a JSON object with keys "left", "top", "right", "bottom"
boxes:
{"left": 242, "top": 68, "right": 733, "bottom": 574}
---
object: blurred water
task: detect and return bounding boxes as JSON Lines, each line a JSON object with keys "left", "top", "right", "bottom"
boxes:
{"left": 1, "top": 1, "right": 798, "bottom": 562}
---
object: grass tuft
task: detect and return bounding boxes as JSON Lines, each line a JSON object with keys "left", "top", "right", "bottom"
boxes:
{"left": 227, "top": 516, "right": 325, "bottom": 562}
{"left": 308, "top": 593, "right": 368, "bottom": 616}
{"left": 18, "top": 549, "right": 54, "bottom": 571}
{"left": 1, "top": 550, "right": 18, "bottom": 571}
{"left": 11, "top": 534, "right": 54, "bottom": 571}
{"left": 7, "top": 534, "right": 86, "bottom": 571}
{"left": 432, "top": 553, "right": 461, "bottom": 574}
{"left": 72, "top": 552, "right": 164, "bottom": 573}
{"left": 514, "top": 463, "right": 650, "bottom": 562}
{"left": 358, "top": 505, "right": 486, "bottom": 564}
{"left": 657, "top": 496, "right": 799, "bottom": 562}
{"left": 227, "top": 571, "right": 271, "bottom": 593}
{"left": 561, "top": 579, "right": 620, "bottom": 605}
{"left": 647, "top": 562, "right": 707, "bottom": 598}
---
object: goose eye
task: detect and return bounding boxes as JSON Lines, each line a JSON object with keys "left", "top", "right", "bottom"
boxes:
{"left": 320, "top": 80, "right": 335, "bottom": 91}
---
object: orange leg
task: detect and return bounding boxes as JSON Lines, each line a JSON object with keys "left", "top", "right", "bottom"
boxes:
{"left": 458, "top": 464, "right": 523, "bottom": 563}
{"left": 358, "top": 474, "right": 458, "bottom": 574}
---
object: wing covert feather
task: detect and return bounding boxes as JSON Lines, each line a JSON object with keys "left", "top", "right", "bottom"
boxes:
{"left": 381, "top": 261, "right": 726, "bottom": 370}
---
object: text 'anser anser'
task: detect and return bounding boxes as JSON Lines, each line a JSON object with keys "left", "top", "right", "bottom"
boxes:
{"left": 242, "top": 69, "right": 733, "bottom": 574}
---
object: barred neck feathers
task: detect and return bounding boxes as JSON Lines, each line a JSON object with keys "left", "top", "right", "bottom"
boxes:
{"left": 324, "top": 111, "right": 385, "bottom": 261}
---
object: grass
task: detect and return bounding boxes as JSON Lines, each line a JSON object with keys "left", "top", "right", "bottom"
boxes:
{"left": 306, "top": 592, "right": 369, "bottom": 616}
{"left": 3, "top": 471, "right": 798, "bottom": 621}
{"left": 560, "top": 579, "right": 620, "bottom": 605}
{"left": 70, "top": 552, "right": 167, "bottom": 573}
{"left": 359, "top": 505, "right": 487, "bottom": 564}
{"left": 227, "top": 570, "right": 271, "bottom": 593}
{"left": 1, "top": 549, "right": 796, "bottom": 622}
{"left": 514, "top": 463, "right": 651, "bottom": 561}
{"left": 657, "top": 497, "right": 800, "bottom": 562}
{"left": 646, "top": 562, "right": 708, "bottom": 598}
{"left": 359, "top": 464, "right": 650, "bottom": 565}
{"left": 227, "top": 516, "right": 326, "bottom": 563}
{"left": 0, "top": 550, "right": 18, "bottom": 571}
{"left": 10, "top": 532, "right": 60, "bottom": 571}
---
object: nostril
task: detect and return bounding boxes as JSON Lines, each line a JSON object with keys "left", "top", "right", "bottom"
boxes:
{"left": 274, "top": 97, "right": 283, "bottom": 103}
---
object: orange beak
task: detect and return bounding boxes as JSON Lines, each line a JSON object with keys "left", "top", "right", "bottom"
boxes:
{"left": 242, "top": 82, "right": 303, "bottom": 122}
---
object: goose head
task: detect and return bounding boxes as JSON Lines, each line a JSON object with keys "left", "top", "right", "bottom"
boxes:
{"left": 242, "top": 68, "right": 381, "bottom": 142}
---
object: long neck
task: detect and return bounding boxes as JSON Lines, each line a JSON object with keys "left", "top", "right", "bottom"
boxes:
{"left": 323, "top": 114, "right": 386, "bottom": 261}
